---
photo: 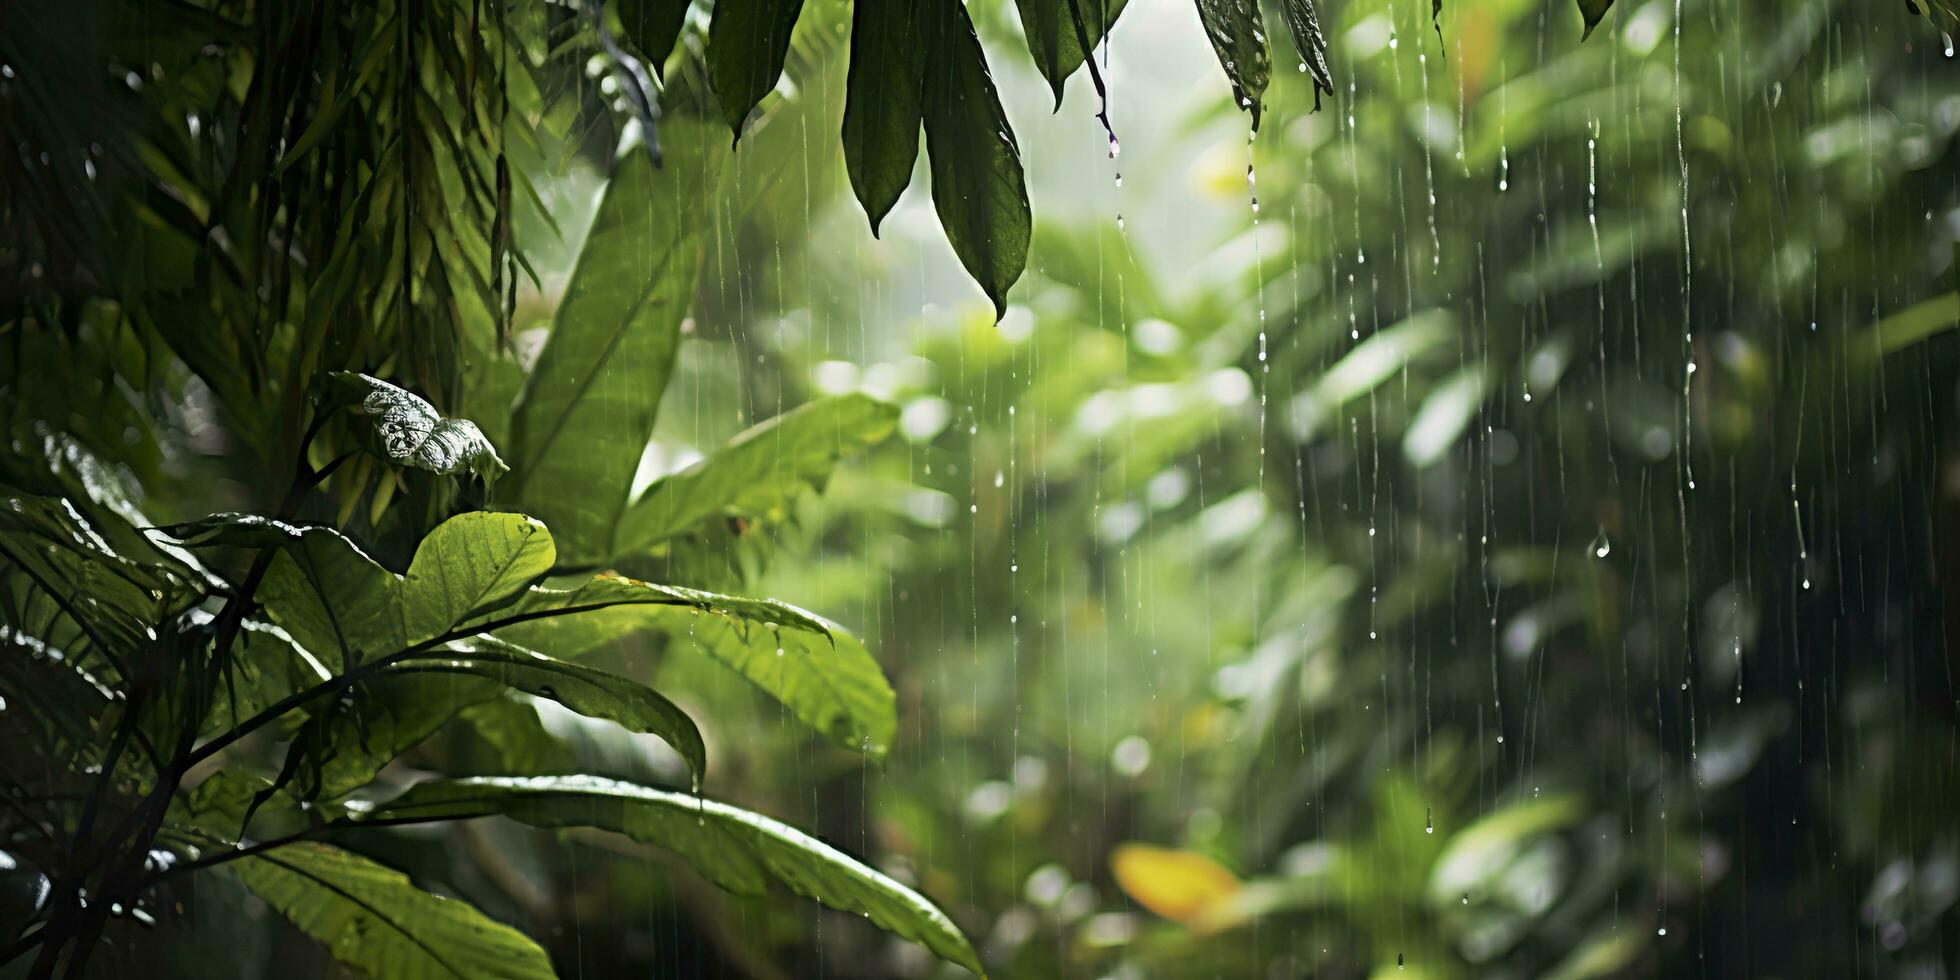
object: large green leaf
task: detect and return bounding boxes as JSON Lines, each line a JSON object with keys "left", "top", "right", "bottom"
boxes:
{"left": 707, "top": 0, "right": 808, "bottom": 136}
{"left": 257, "top": 527, "right": 405, "bottom": 674}
{"left": 614, "top": 394, "right": 900, "bottom": 553}
{"left": 328, "top": 373, "right": 509, "bottom": 483}
{"left": 402, "top": 513, "right": 554, "bottom": 645}
{"left": 615, "top": 0, "right": 691, "bottom": 72}
{"left": 1277, "top": 0, "right": 1333, "bottom": 106}
{"left": 1014, "top": 0, "right": 1129, "bottom": 109}
{"left": 293, "top": 671, "right": 504, "bottom": 801}
{"left": 394, "top": 636, "right": 705, "bottom": 782}
{"left": 841, "top": 0, "right": 926, "bottom": 235}
{"left": 506, "top": 126, "right": 723, "bottom": 566}
{"left": 229, "top": 842, "right": 554, "bottom": 979}
{"left": 491, "top": 581, "right": 897, "bottom": 755}
{"left": 1193, "top": 0, "right": 1271, "bottom": 130}
{"left": 921, "top": 0, "right": 1031, "bottom": 319}
{"left": 364, "top": 776, "right": 982, "bottom": 975}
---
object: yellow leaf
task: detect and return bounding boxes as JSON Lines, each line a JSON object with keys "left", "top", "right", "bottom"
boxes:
{"left": 1109, "top": 843, "right": 1242, "bottom": 925}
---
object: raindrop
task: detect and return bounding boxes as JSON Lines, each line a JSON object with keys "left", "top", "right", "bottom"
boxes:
{"left": 1590, "top": 530, "right": 1611, "bottom": 559}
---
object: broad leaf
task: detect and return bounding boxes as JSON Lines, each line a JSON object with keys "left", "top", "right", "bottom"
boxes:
{"left": 364, "top": 776, "right": 982, "bottom": 975}
{"left": 615, "top": 394, "right": 900, "bottom": 553}
{"left": 921, "top": 0, "right": 1032, "bottom": 319}
{"left": 615, "top": 0, "right": 691, "bottom": 74}
{"left": 402, "top": 513, "right": 554, "bottom": 645}
{"left": 329, "top": 373, "right": 509, "bottom": 483}
{"left": 202, "top": 618, "right": 333, "bottom": 738}
{"left": 1277, "top": 0, "right": 1333, "bottom": 107}
{"left": 1578, "top": 0, "right": 1614, "bottom": 38}
{"left": 507, "top": 126, "right": 723, "bottom": 566}
{"left": 708, "top": 0, "right": 808, "bottom": 136}
{"left": 256, "top": 526, "right": 405, "bottom": 673}
{"left": 1194, "top": 0, "right": 1271, "bottom": 130}
{"left": 230, "top": 842, "right": 554, "bottom": 979}
{"left": 292, "top": 671, "right": 504, "bottom": 801}
{"left": 1015, "top": 0, "right": 1129, "bottom": 109}
{"left": 394, "top": 635, "right": 705, "bottom": 782}
{"left": 490, "top": 581, "right": 896, "bottom": 755}
{"left": 841, "top": 0, "right": 925, "bottom": 235}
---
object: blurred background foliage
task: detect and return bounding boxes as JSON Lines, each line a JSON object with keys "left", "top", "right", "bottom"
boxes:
{"left": 7, "top": 0, "right": 1960, "bottom": 976}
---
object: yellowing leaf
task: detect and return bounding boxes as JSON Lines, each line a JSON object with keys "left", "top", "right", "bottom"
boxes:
{"left": 1110, "top": 843, "right": 1242, "bottom": 925}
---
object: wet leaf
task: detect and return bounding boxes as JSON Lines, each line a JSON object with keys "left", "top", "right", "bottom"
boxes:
{"left": 402, "top": 513, "right": 555, "bottom": 645}
{"left": 615, "top": 393, "right": 899, "bottom": 553}
{"left": 841, "top": 0, "right": 925, "bottom": 235}
{"left": 1015, "top": 0, "right": 1129, "bottom": 109}
{"left": 1277, "top": 0, "right": 1333, "bottom": 106}
{"left": 708, "top": 0, "right": 808, "bottom": 136}
{"left": 506, "top": 125, "right": 724, "bottom": 566}
{"left": 921, "top": 0, "right": 1031, "bottom": 319}
{"left": 1193, "top": 0, "right": 1271, "bottom": 130}
{"left": 364, "top": 776, "right": 982, "bottom": 975}
{"left": 329, "top": 373, "right": 509, "bottom": 483}
{"left": 230, "top": 842, "right": 554, "bottom": 979}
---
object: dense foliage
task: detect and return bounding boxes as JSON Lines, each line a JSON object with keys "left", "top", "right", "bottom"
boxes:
{"left": 5, "top": 0, "right": 1960, "bottom": 978}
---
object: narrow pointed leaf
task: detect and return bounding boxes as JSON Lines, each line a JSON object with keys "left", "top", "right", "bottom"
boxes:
{"left": 507, "top": 126, "right": 723, "bottom": 566}
{"left": 615, "top": 394, "right": 900, "bottom": 553}
{"left": 1194, "top": 0, "right": 1272, "bottom": 130}
{"left": 1015, "top": 0, "right": 1129, "bottom": 108}
{"left": 707, "top": 0, "right": 808, "bottom": 136}
{"left": 229, "top": 842, "right": 554, "bottom": 980}
{"left": 489, "top": 582, "right": 896, "bottom": 755}
{"left": 841, "top": 0, "right": 925, "bottom": 235}
{"left": 921, "top": 0, "right": 1031, "bottom": 318}
{"left": 1278, "top": 0, "right": 1333, "bottom": 106}
{"left": 365, "top": 776, "right": 982, "bottom": 975}
{"left": 394, "top": 636, "right": 705, "bottom": 781}
{"left": 615, "top": 0, "right": 691, "bottom": 73}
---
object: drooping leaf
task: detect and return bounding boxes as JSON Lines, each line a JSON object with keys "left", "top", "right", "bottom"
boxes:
{"left": 1578, "top": 0, "right": 1615, "bottom": 38}
{"left": 256, "top": 526, "right": 405, "bottom": 674}
{"left": 490, "top": 580, "right": 896, "bottom": 755}
{"left": 707, "top": 0, "right": 808, "bottom": 136}
{"left": 1015, "top": 0, "right": 1129, "bottom": 109}
{"left": 229, "top": 842, "right": 554, "bottom": 980}
{"left": 1110, "top": 843, "right": 1244, "bottom": 924}
{"left": 363, "top": 776, "right": 982, "bottom": 975}
{"left": 401, "top": 513, "right": 555, "bottom": 645}
{"left": 328, "top": 373, "right": 510, "bottom": 483}
{"left": 392, "top": 636, "right": 705, "bottom": 782}
{"left": 0, "top": 488, "right": 202, "bottom": 662}
{"left": 614, "top": 394, "right": 900, "bottom": 553}
{"left": 457, "top": 696, "right": 571, "bottom": 774}
{"left": 1277, "top": 0, "right": 1333, "bottom": 107}
{"left": 841, "top": 0, "right": 926, "bottom": 235}
{"left": 615, "top": 0, "right": 691, "bottom": 73}
{"left": 506, "top": 126, "right": 724, "bottom": 566}
{"left": 921, "top": 0, "right": 1032, "bottom": 319}
{"left": 1193, "top": 0, "right": 1272, "bottom": 130}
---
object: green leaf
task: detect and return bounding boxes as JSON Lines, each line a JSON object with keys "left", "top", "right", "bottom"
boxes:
{"left": 1277, "top": 0, "right": 1333, "bottom": 105}
{"left": 402, "top": 513, "right": 555, "bottom": 645}
{"left": 1578, "top": 0, "right": 1614, "bottom": 38}
{"left": 328, "top": 373, "right": 509, "bottom": 483}
{"left": 1014, "top": 0, "right": 1129, "bottom": 109}
{"left": 202, "top": 619, "right": 334, "bottom": 738}
{"left": 921, "top": 0, "right": 1032, "bottom": 319}
{"left": 615, "top": 394, "right": 900, "bottom": 553}
{"left": 394, "top": 635, "right": 705, "bottom": 782}
{"left": 364, "top": 776, "right": 982, "bottom": 975}
{"left": 1913, "top": 0, "right": 1960, "bottom": 35}
{"left": 457, "top": 696, "right": 570, "bottom": 774}
{"left": 615, "top": 0, "right": 691, "bottom": 73}
{"left": 157, "top": 513, "right": 314, "bottom": 549}
{"left": 841, "top": 0, "right": 925, "bottom": 235}
{"left": 707, "top": 0, "right": 808, "bottom": 136}
{"left": 295, "top": 671, "right": 504, "bottom": 801}
{"left": 0, "top": 488, "right": 202, "bottom": 662}
{"left": 506, "top": 127, "right": 724, "bottom": 566}
{"left": 491, "top": 580, "right": 896, "bottom": 755}
{"left": 257, "top": 527, "right": 405, "bottom": 674}
{"left": 1194, "top": 0, "right": 1271, "bottom": 130}
{"left": 229, "top": 842, "right": 554, "bottom": 980}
